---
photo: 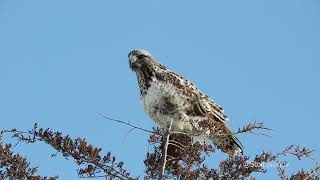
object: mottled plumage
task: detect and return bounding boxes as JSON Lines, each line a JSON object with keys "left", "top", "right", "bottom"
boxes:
{"left": 128, "top": 49, "right": 243, "bottom": 156}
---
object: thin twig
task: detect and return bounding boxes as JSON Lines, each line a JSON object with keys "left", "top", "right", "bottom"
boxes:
{"left": 303, "top": 163, "right": 320, "bottom": 180}
{"left": 122, "top": 127, "right": 137, "bottom": 144}
{"left": 80, "top": 175, "right": 111, "bottom": 179}
{"left": 234, "top": 122, "right": 272, "bottom": 137}
{"left": 97, "top": 113, "right": 157, "bottom": 134}
{"left": 168, "top": 140, "right": 189, "bottom": 149}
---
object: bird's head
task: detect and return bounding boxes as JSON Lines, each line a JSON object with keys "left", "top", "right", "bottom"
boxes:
{"left": 128, "top": 49, "right": 155, "bottom": 72}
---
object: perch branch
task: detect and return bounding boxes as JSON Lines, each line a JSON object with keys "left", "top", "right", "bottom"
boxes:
{"left": 158, "top": 119, "right": 173, "bottom": 180}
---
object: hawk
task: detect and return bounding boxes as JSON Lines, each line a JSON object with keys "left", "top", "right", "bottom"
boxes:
{"left": 128, "top": 49, "right": 243, "bottom": 157}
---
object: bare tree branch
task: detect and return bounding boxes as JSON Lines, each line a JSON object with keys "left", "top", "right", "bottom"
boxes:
{"left": 0, "top": 134, "right": 58, "bottom": 180}
{"left": 1, "top": 121, "right": 319, "bottom": 180}
{"left": 158, "top": 119, "right": 174, "bottom": 180}
{"left": 1, "top": 124, "right": 136, "bottom": 180}
{"left": 97, "top": 113, "right": 157, "bottom": 134}
{"left": 235, "top": 122, "right": 272, "bottom": 137}
{"left": 276, "top": 145, "right": 315, "bottom": 160}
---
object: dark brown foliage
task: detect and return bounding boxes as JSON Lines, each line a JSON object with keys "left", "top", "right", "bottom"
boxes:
{"left": 145, "top": 128, "right": 216, "bottom": 180}
{"left": 1, "top": 122, "right": 319, "bottom": 180}
{"left": 1, "top": 124, "right": 135, "bottom": 180}
{"left": 0, "top": 135, "right": 57, "bottom": 180}
{"left": 144, "top": 124, "right": 319, "bottom": 180}
{"left": 289, "top": 164, "right": 320, "bottom": 180}
{"left": 236, "top": 122, "right": 272, "bottom": 136}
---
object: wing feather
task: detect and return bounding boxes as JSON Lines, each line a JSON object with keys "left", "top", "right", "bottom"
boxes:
{"left": 154, "top": 68, "right": 229, "bottom": 122}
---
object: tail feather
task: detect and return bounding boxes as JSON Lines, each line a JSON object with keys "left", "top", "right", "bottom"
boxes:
{"left": 208, "top": 119, "right": 244, "bottom": 157}
{"left": 211, "top": 133, "right": 243, "bottom": 157}
{"left": 227, "top": 135, "right": 244, "bottom": 157}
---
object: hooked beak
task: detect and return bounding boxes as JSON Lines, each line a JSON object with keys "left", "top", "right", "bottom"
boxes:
{"left": 129, "top": 54, "right": 138, "bottom": 71}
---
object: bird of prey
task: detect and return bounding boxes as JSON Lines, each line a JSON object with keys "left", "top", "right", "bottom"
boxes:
{"left": 128, "top": 49, "right": 243, "bottom": 157}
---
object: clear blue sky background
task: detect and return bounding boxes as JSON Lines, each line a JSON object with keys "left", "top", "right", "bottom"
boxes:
{"left": 0, "top": 0, "right": 319, "bottom": 179}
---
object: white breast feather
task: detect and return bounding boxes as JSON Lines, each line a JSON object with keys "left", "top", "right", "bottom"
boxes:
{"left": 142, "top": 79, "right": 206, "bottom": 140}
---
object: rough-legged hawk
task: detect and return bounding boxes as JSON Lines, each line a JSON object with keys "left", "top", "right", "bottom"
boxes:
{"left": 128, "top": 49, "right": 243, "bottom": 156}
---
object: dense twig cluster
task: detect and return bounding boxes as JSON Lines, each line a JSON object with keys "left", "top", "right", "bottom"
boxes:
{"left": 277, "top": 163, "right": 320, "bottom": 180}
{"left": 1, "top": 124, "right": 135, "bottom": 180}
{"left": 144, "top": 123, "right": 319, "bottom": 180}
{"left": 0, "top": 134, "right": 57, "bottom": 180}
{"left": 0, "top": 120, "right": 319, "bottom": 180}
{"left": 145, "top": 127, "right": 216, "bottom": 180}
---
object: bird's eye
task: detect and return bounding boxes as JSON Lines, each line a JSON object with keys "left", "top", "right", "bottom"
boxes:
{"left": 137, "top": 54, "right": 147, "bottom": 59}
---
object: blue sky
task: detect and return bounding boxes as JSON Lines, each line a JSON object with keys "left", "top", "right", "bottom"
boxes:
{"left": 0, "top": 0, "right": 319, "bottom": 179}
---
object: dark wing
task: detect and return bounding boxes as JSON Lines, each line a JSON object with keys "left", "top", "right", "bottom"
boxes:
{"left": 154, "top": 67, "right": 229, "bottom": 122}
{"left": 197, "top": 115, "right": 243, "bottom": 156}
